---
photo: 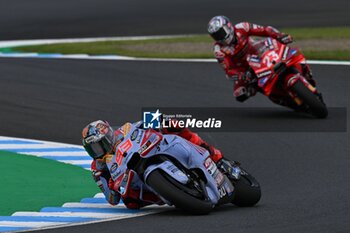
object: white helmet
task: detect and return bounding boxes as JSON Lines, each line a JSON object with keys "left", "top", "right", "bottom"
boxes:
{"left": 208, "top": 15, "right": 236, "bottom": 45}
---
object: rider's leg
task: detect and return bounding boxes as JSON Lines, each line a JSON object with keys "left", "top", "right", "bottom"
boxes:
{"left": 300, "top": 63, "right": 316, "bottom": 86}
{"left": 175, "top": 128, "right": 223, "bottom": 162}
{"left": 175, "top": 128, "right": 241, "bottom": 178}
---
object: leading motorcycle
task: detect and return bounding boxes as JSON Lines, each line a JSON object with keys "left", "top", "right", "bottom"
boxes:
{"left": 108, "top": 123, "right": 261, "bottom": 214}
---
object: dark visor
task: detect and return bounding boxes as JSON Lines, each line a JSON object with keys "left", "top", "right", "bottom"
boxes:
{"left": 84, "top": 137, "right": 113, "bottom": 159}
{"left": 210, "top": 27, "right": 228, "bottom": 41}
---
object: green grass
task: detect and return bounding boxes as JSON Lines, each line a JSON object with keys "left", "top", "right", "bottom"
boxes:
{"left": 303, "top": 50, "right": 350, "bottom": 61}
{"left": 0, "top": 151, "right": 98, "bottom": 216}
{"left": 9, "top": 36, "right": 214, "bottom": 58}
{"left": 5, "top": 27, "right": 350, "bottom": 60}
{"left": 283, "top": 27, "right": 350, "bottom": 39}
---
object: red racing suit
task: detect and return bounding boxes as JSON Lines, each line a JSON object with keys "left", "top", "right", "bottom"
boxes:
{"left": 90, "top": 123, "right": 223, "bottom": 209}
{"left": 213, "top": 22, "right": 287, "bottom": 102}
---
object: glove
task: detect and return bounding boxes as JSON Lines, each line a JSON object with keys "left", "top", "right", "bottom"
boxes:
{"left": 234, "top": 85, "right": 257, "bottom": 102}
{"left": 241, "top": 71, "right": 256, "bottom": 84}
{"left": 277, "top": 34, "right": 293, "bottom": 44}
{"left": 92, "top": 170, "right": 102, "bottom": 182}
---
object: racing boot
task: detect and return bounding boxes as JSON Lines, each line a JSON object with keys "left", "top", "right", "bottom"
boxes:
{"left": 216, "top": 158, "right": 242, "bottom": 180}
{"left": 301, "top": 63, "right": 316, "bottom": 87}
{"left": 167, "top": 127, "right": 240, "bottom": 177}
{"left": 198, "top": 140, "right": 241, "bottom": 180}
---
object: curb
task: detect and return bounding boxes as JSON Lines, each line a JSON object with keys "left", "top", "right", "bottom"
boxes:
{"left": 0, "top": 136, "right": 166, "bottom": 232}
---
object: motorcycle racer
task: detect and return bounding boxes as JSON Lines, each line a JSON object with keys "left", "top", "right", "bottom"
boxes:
{"left": 82, "top": 120, "right": 236, "bottom": 209}
{"left": 207, "top": 15, "right": 313, "bottom": 104}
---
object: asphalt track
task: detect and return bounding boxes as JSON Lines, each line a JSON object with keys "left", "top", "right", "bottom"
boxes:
{"left": 0, "top": 58, "right": 349, "bottom": 233}
{"left": 0, "top": 0, "right": 350, "bottom": 40}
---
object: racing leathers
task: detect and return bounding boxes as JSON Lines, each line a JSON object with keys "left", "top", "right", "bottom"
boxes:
{"left": 90, "top": 121, "right": 224, "bottom": 209}
{"left": 213, "top": 22, "right": 311, "bottom": 103}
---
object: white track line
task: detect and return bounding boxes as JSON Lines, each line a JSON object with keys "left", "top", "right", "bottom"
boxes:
{"left": 0, "top": 35, "right": 196, "bottom": 48}
{"left": 62, "top": 203, "right": 120, "bottom": 208}
{"left": 0, "top": 52, "right": 349, "bottom": 65}
{"left": 0, "top": 144, "right": 80, "bottom": 150}
{"left": 20, "top": 151, "right": 89, "bottom": 157}
{"left": 58, "top": 160, "right": 91, "bottom": 165}
{"left": 0, "top": 221, "right": 68, "bottom": 227}
{"left": 12, "top": 212, "right": 133, "bottom": 219}
{"left": 16, "top": 210, "right": 170, "bottom": 233}
{"left": 0, "top": 136, "right": 83, "bottom": 148}
{"left": 94, "top": 193, "right": 105, "bottom": 198}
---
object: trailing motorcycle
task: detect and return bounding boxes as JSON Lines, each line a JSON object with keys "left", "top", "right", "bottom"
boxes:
{"left": 244, "top": 37, "right": 328, "bottom": 118}
{"left": 108, "top": 123, "right": 261, "bottom": 214}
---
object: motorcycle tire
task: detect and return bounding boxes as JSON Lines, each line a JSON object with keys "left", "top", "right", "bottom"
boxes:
{"left": 291, "top": 80, "right": 328, "bottom": 118}
{"left": 232, "top": 169, "right": 261, "bottom": 207}
{"left": 147, "top": 169, "right": 213, "bottom": 215}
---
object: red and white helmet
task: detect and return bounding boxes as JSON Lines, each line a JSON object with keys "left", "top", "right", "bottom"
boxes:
{"left": 208, "top": 15, "right": 236, "bottom": 45}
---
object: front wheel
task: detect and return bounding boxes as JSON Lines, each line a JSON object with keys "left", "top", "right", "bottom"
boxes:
{"left": 231, "top": 169, "right": 261, "bottom": 207}
{"left": 146, "top": 169, "right": 213, "bottom": 215}
{"left": 291, "top": 80, "right": 328, "bottom": 118}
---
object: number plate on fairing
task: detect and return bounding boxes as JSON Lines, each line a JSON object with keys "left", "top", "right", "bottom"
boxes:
{"left": 204, "top": 157, "right": 234, "bottom": 198}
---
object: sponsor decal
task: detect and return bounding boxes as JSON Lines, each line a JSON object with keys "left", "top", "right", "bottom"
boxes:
{"left": 111, "top": 169, "right": 123, "bottom": 181}
{"left": 223, "top": 181, "right": 234, "bottom": 194}
{"left": 205, "top": 158, "right": 217, "bottom": 176}
{"left": 120, "top": 123, "right": 132, "bottom": 136}
{"left": 204, "top": 157, "right": 213, "bottom": 169}
{"left": 137, "top": 131, "right": 162, "bottom": 156}
{"left": 138, "top": 140, "right": 152, "bottom": 155}
{"left": 290, "top": 48, "right": 297, "bottom": 56}
{"left": 218, "top": 186, "right": 227, "bottom": 198}
{"left": 214, "top": 171, "right": 224, "bottom": 185}
{"left": 96, "top": 123, "right": 108, "bottom": 134}
{"left": 130, "top": 129, "right": 139, "bottom": 141}
{"left": 249, "top": 55, "right": 260, "bottom": 64}
{"left": 136, "top": 130, "right": 144, "bottom": 144}
{"left": 110, "top": 163, "right": 118, "bottom": 173}
{"left": 267, "top": 38, "right": 273, "bottom": 46}
{"left": 248, "top": 56, "right": 261, "bottom": 68}
{"left": 84, "top": 135, "right": 96, "bottom": 144}
{"left": 119, "top": 173, "right": 129, "bottom": 195}
{"left": 258, "top": 77, "right": 269, "bottom": 87}
{"left": 257, "top": 70, "right": 272, "bottom": 78}
{"left": 282, "top": 46, "right": 290, "bottom": 60}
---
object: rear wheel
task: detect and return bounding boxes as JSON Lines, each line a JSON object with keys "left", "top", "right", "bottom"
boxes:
{"left": 232, "top": 169, "right": 261, "bottom": 207}
{"left": 291, "top": 80, "right": 328, "bottom": 118}
{"left": 146, "top": 169, "right": 213, "bottom": 214}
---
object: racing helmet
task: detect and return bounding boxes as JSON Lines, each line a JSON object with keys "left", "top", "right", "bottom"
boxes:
{"left": 208, "top": 15, "right": 236, "bottom": 45}
{"left": 82, "top": 120, "right": 122, "bottom": 159}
